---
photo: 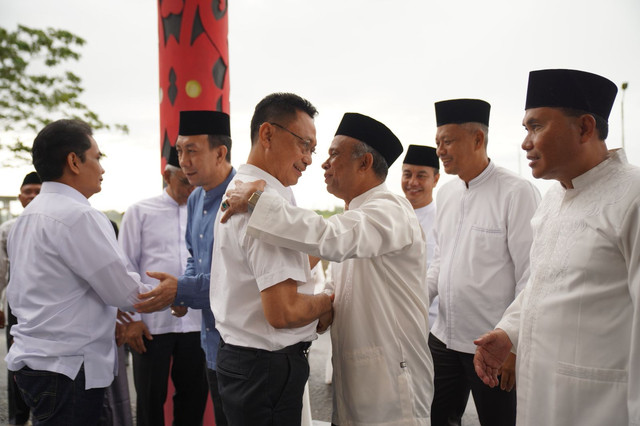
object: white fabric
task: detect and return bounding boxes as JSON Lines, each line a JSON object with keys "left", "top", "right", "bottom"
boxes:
{"left": 0, "top": 218, "right": 17, "bottom": 312}
{"left": 413, "top": 202, "right": 439, "bottom": 328}
{"left": 247, "top": 183, "right": 434, "bottom": 426}
{"left": 427, "top": 161, "right": 540, "bottom": 353}
{"left": 119, "top": 190, "right": 201, "bottom": 334}
{"left": 497, "top": 149, "right": 640, "bottom": 426}
{"left": 5, "top": 182, "right": 153, "bottom": 389}
{"left": 0, "top": 218, "right": 17, "bottom": 294}
{"left": 210, "top": 164, "right": 315, "bottom": 351}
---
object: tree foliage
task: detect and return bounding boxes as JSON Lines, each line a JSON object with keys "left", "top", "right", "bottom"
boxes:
{"left": 0, "top": 24, "right": 127, "bottom": 163}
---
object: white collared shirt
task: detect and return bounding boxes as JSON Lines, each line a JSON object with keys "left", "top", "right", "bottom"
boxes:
{"left": 210, "top": 164, "right": 315, "bottom": 351}
{"left": 428, "top": 161, "right": 540, "bottom": 353}
{"left": 119, "top": 190, "right": 201, "bottom": 334}
{"left": 5, "top": 182, "right": 153, "bottom": 389}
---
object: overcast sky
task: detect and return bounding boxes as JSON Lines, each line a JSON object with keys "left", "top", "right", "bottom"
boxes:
{"left": 1, "top": 0, "right": 639, "bottom": 213}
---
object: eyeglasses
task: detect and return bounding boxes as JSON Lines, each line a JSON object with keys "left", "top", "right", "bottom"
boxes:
{"left": 269, "top": 122, "right": 316, "bottom": 155}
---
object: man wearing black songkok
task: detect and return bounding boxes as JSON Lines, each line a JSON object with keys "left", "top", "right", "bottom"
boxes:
{"left": 427, "top": 99, "right": 541, "bottom": 426}
{"left": 475, "top": 69, "right": 640, "bottom": 426}
{"left": 220, "top": 112, "right": 435, "bottom": 425}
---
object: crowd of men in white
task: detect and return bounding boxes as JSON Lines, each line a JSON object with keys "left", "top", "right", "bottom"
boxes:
{"left": 1, "top": 68, "right": 638, "bottom": 426}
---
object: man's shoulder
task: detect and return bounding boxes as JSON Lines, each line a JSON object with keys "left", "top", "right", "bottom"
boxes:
{"left": 490, "top": 165, "right": 538, "bottom": 195}
{"left": 126, "top": 194, "right": 167, "bottom": 214}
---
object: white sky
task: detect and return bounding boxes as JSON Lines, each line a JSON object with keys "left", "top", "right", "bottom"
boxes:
{"left": 1, "top": 0, "right": 639, "bottom": 214}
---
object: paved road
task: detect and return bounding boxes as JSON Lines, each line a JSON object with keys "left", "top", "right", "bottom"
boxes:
{"left": 0, "top": 331, "right": 480, "bottom": 425}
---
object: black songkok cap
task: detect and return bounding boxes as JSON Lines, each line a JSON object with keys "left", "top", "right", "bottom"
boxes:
{"left": 179, "top": 110, "right": 231, "bottom": 136}
{"left": 21, "top": 171, "right": 41, "bottom": 187}
{"left": 525, "top": 69, "right": 618, "bottom": 121}
{"left": 335, "top": 113, "right": 403, "bottom": 167}
{"left": 167, "top": 146, "right": 180, "bottom": 168}
{"left": 403, "top": 145, "right": 439, "bottom": 169}
{"left": 435, "top": 99, "right": 491, "bottom": 127}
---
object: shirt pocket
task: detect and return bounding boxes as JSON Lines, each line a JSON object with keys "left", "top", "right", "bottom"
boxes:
{"left": 469, "top": 225, "right": 506, "bottom": 254}
{"left": 341, "top": 346, "right": 404, "bottom": 423}
{"left": 552, "top": 361, "right": 628, "bottom": 425}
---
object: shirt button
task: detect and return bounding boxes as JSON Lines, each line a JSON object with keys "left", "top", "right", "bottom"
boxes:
{"left": 198, "top": 259, "right": 202, "bottom": 263}
{"left": 206, "top": 328, "right": 210, "bottom": 331}
{"left": 199, "top": 234, "right": 203, "bottom": 239}
{"left": 180, "top": 302, "right": 185, "bottom": 305}
{"left": 203, "top": 210, "right": 207, "bottom": 215}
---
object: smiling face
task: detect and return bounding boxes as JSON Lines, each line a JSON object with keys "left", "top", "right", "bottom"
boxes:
{"left": 76, "top": 136, "right": 105, "bottom": 199}
{"left": 266, "top": 110, "right": 317, "bottom": 187}
{"left": 401, "top": 164, "right": 439, "bottom": 208}
{"left": 176, "top": 134, "right": 221, "bottom": 190}
{"left": 434, "top": 123, "right": 478, "bottom": 178}
{"left": 521, "top": 107, "right": 581, "bottom": 186}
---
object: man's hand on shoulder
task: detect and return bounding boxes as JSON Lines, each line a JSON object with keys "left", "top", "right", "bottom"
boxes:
{"left": 220, "top": 179, "right": 266, "bottom": 223}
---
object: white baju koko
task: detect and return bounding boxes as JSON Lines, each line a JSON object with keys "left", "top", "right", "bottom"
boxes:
{"left": 497, "top": 150, "right": 640, "bottom": 426}
{"left": 428, "top": 160, "right": 540, "bottom": 354}
{"left": 247, "top": 183, "right": 434, "bottom": 426}
{"left": 413, "top": 202, "right": 438, "bottom": 327}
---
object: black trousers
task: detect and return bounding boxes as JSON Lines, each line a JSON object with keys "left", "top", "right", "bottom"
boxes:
{"left": 6, "top": 303, "right": 30, "bottom": 425}
{"left": 207, "top": 367, "right": 228, "bottom": 426}
{"left": 132, "top": 331, "right": 208, "bottom": 426}
{"left": 429, "top": 333, "right": 516, "bottom": 426}
{"left": 216, "top": 340, "right": 310, "bottom": 426}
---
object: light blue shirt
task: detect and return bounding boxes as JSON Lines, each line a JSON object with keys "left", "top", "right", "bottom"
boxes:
{"left": 175, "top": 168, "right": 235, "bottom": 370}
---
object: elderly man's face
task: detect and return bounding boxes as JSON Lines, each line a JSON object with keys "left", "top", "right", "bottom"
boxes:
{"left": 267, "top": 110, "right": 316, "bottom": 187}
{"left": 435, "top": 124, "right": 479, "bottom": 178}
{"left": 322, "top": 135, "right": 361, "bottom": 202}
{"left": 165, "top": 168, "right": 194, "bottom": 205}
{"left": 401, "top": 164, "right": 439, "bottom": 209}
{"left": 18, "top": 183, "right": 41, "bottom": 208}
{"left": 521, "top": 107, "right": 581, "bottom": 186}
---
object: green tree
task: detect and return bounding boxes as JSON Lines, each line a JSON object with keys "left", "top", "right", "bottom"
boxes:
{"left": 0, "top": 24, "right": 127, "bottom": 163}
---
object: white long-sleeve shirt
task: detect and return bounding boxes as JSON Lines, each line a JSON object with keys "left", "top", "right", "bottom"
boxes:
{"left": 497, "top": 150, "right": 640, "bottom": 426}
{"left": 427, "top": 160, "right": 540, "bottom": 353}
{"left": 119, "top": 190, "right": 201, "bottom": 334}
{"left": 5, "top": 182, "right": 153, "bottom": 389}
{"left": 247, "top": 183, "right": 434, "bottom": 426}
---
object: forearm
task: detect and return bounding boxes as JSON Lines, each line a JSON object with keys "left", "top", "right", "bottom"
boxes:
{"left": 175, "top": 273, "right": 211, "bottom": 309}
{"left": 263, "top": 291, "right": 332, "bottom": 329}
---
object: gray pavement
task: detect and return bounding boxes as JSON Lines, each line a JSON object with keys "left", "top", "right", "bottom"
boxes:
{"left": 0, "top": 331, "right": 480, "bottom": 425}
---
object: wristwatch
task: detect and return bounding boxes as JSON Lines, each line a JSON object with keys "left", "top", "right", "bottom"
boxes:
{"left": 248, "top": 190, "right": 263, "bottom": 213}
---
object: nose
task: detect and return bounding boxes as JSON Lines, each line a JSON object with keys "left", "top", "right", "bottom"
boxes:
{"left": 436, "top": 143, "right": 445, "bottom": 158}
{"left": 521, "top": 133, "right": 532, "bottom": 151}
{"left": 303, "top": 152, "right": 312, "bottom": 166}
{"left": 322, "top": 157, "right": 330, "bottom": 170}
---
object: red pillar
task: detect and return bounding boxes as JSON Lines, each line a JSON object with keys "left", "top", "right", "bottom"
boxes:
{"left": 158, "top": 0, "right": 230, "bottom": 169}
{"left": 156, "top": 1, "right": 229, "bottom": 424}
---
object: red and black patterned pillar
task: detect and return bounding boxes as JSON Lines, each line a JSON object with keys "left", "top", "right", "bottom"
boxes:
{"left": 158, "top": 0, "right": 229, "bottom": 170}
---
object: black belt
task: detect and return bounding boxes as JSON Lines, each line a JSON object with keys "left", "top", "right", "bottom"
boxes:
{"left": 222, "top": 340, "right": 311, "bottom": 356}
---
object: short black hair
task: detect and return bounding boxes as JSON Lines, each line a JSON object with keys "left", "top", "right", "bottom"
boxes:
{"left": 208, "top": 134, "right": 232, "bottom": 162}
{"left": 250, "top": 93, "right": 318, "bottom": 145}
{"left": 560, "top": 108, "right": 609, "bottom": 140}
{"left": 32, "top": 119, "right": 93, "bottom": 181}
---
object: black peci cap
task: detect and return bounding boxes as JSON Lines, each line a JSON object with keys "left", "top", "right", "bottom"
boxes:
{"left": 403, "top": 145, "right": 439, "bottom": 169}
{"left": 435, "top": 99, "right": 491, "bottom": 127}
{"left": 179, "top": 110, "right": 231, "bottom": 136}
{"left": 525, "top": 69, "right": 618, "bottom": 121}
{"left": 335, "top": 113, "right": 403, "bottom": 167}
